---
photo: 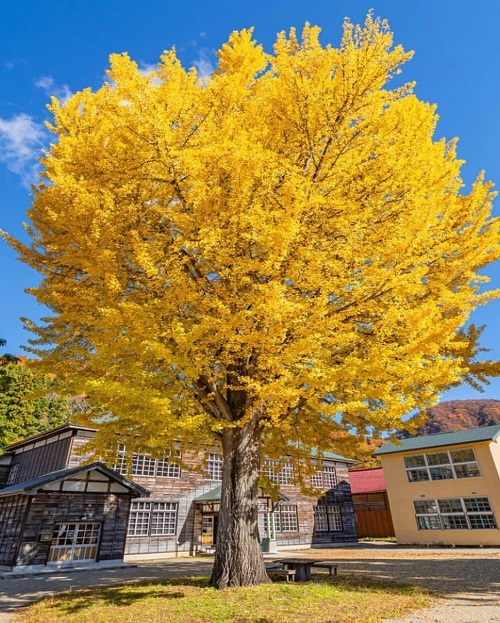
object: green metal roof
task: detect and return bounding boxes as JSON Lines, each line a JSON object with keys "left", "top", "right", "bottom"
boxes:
{"left": 311, "top": 448, "right": 357, "bottom": 463}
{"left": 195, "top": 485, "right": 222, "bottom": 502}
{"left": 374, "top": 424, "right": 500, "bottom": 456}
{"left": 194, "top": 485, "right": 290, "bottom": 503}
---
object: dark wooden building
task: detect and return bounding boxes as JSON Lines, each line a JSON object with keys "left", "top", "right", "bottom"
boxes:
{"left": 348, "top": 468, "right": 395, "bottom": 538}
{"left": 0, "top": 462, "right": 148, "bottom": 571}
{"left": 0, "top": 424, "right": 358, "bottom": 564}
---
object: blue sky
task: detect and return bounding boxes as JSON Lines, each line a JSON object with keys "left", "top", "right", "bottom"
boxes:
{"left": 1, "top": 0, "right": 500, "bottom": 402}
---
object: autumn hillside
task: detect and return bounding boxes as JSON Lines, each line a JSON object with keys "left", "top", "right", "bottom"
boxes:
{"left": 400, "top": 399, "right": 500, "bottom": 437}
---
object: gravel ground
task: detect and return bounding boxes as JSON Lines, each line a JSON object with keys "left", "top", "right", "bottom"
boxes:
{"left": 314, "top": 545, "right": 500, "bottom": 622}
{"left": 0, "top": 544, "right": 498, "bottom": 622}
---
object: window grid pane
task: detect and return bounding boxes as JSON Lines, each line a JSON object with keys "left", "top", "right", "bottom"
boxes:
{"left": 426, "top": 452, "right": 450, "bottom": 466}
{"left": 468, "top": 515, "right": 498, "bottom": 529}
{"left": 156, "top": 459, "right": 181, "bottom": 478}
{"left": 327, "top": 505, "right": 342, "bottom": 531}
{"left": 262, "top": 460, "right": 294, "bottom": 485}
{"left": 464, "top": 497, "right": 492, "bottom": 513}
{"left": 454, "top": 463, "right": 481, "bottom": 479}
{"left": 6, "top": 463, "right": 19, "bottom": 485}
{"left": 207, "top": 454, "right": 223, "bottom": 481}
{"left": 116, "top": 446, "right": 182, "bottom": 478}
{"left": 277, "top": 463, "right": 294, "bottom": 485}
{"left": 417, "top": 515, "right": 441, "bottom": 530}
{"left": 274, "top": 504, "right": 298, "bottom": 532}
{"left": 451, "top": 449, "right": 475, "bottom": 463}
{"left": 438, "top": 499, "right": 463, "bottom": 513}
{"left": 414, "top": 497, "right": 497, "bottom": 531}
{"left": 128, "top": 502, "right": 151, "bottom": 536}
{"left": 115, "top": 446, "right": 127, "bottom": 475}
{"left": 151, "top": 503, "right": 177, "bottom": 536}
{"left": 404, "top": 455, "right": 426, "bottom": 468}
{"left": 314, "top": 506, "right": 329, "bottom": 531}
{"left": 441, "top": 515, "right": 468, "bottom": 530}
{"left": 132, "top": 454, "right": 156, "bottom": 476}
{"left": 311, "top": 465, "right": 337, "bottom": 489}
{"left": 128, "top": 501, "right": 178, "bottom": 536}
{"left": 314, "top": 505, "right": 342, "bottom": 532}
{"left": 429, "top": 466, "right": 454, "bottom": 480}
{"left": 405, "top": 449, "right": 480, "bottom": 482}
{"left": 407, "top": 469, "right": 430, "bottom": 482}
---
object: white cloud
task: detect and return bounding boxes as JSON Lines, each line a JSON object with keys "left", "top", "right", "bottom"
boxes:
{"left": 34, "top": 75, "right": 74, "bottom": 104}
{"left": 138, "top": 62, "right": 158, "bottom": 77}
{"left": 192, "top": 49, "right": 216, "bottom": 80}
{"left": 0, "top": 114, "right": 47, "bottom": 187}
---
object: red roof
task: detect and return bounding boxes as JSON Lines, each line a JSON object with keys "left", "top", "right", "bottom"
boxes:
{"left": 349, "top": 468, "right": 387, "bottom": 494}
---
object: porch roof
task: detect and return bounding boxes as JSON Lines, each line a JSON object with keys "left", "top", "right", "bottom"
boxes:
{"left": 0, "top": 462, "right": 149, "bottom": 498}
{"left": 194, "top": 485, "right": 290, "bottom": 503}
{"left": 195, "top": 485, "right": 222, "bottom": 502}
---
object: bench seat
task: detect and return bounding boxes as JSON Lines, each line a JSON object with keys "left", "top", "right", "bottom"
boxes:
{"left": 267, "top": 568, "right": 296, "bottom": 582}
{"left": 312, "top": 562, "right": 338, "bottom": 576}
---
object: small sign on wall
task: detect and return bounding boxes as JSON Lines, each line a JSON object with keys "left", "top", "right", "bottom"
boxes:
{"left": 39, "top": 533, "right": 52, "bottom": 543}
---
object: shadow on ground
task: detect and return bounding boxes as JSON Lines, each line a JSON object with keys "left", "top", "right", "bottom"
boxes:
{"left": 8, "top": 575, "right": 428, "bottom": 620}
{"left": 334, "top": 557, "right": 500, "bottom": 601}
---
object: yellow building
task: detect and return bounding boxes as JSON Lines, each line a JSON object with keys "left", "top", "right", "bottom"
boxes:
{"left": 374, "top": 424, "right": 500, "bottom": 546}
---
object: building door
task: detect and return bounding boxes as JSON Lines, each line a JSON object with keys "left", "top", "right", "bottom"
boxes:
{"left": 201, "top": 515, "right": 218, "bottom": 545}
{"left": 47, "top": 522, "right": 101, "bottom": 563}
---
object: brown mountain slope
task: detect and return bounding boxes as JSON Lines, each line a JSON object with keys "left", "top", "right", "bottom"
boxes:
{"left": 400, "top": 399, "right": 500, "bottom": 437}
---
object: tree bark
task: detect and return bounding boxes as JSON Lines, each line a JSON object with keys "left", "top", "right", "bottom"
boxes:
{"left": 209, "top": 416, "right": 270, "bottom": 588}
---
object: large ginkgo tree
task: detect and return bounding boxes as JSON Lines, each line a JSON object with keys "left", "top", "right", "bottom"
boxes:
{"left": 5, "top": 15, "right": 500, "bottom": 587}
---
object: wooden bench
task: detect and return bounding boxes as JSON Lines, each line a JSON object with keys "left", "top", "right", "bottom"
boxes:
{"left": 312, "top": 562, "right": 338, "bottom": 576}
{"left": 267, "top": 567, "right": 296, "bottom": 583}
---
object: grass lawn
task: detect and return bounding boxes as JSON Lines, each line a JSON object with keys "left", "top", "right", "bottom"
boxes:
{"left": 13, "top": 575, "right": 433, "bottom": 623}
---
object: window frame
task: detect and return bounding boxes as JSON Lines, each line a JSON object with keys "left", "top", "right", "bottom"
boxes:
{"left": 6, "top": 463, "right": 19, "bottom": 485}
{"left": 127, "top": 500, "right": 178, "bottom": 536}
{"left": 414, "top": 496, "right": 497, "bottom": 531}
{"left": 310, "top": 464, "right": 337, "bottom": 490}
{"left": 272, "top": 503, "right": 299, "bottom": 533}
{"left": 206, "top": 453, "right": 223, "bottom": 481}
{"left": 262, "top": 459, "right": 295, "bottom": 485}
{"left": 116, "top": 446, "right": 181, "bottom": 479}
{"left": 314, "top": 504, "right": 343, "bottom": 532}
{"left": 404, "top": 448, "right": 481, "bottom": 483}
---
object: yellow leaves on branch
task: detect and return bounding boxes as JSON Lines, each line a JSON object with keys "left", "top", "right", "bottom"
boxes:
{"left": 6, "top": 14, "right": 500, "bottom": 452}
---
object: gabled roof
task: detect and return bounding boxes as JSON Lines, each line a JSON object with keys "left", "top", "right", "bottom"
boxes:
{"left": 0, "top": 462, "right": 149, "bottom": 498}
{"left": 348, "top": 468, "right": 387, "bottom": 494}
{"left": 3, "top": 422, "right": 97, "bottom": 452}
{"left": 374, "top": 424, "right": 500, "bottom": 456}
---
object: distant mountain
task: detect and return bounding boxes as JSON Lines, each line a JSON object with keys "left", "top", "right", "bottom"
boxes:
{"left": 400, "top": 399, "right": 500, "bottom": 438}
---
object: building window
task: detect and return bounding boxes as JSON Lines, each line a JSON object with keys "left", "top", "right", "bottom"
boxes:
{"left": 116, "top": 446, "right": 181, "bottom": 479}
{"left": 414, "top": 497, "right": 497, "bottom": 531}
{"left": 262, "top": 460, "right": 295, "bottom": 485}
{"left": 128, "top": 501, "right": 178, "bottom": 536}
{"left": 404, "top": 448, "right": 481, "bottom": 482}
{"left": 206, "top": 454, "right": 223, "bottom": 481}
{"left": 132, "top": 453, "right": 156, "bottom": 477}
{"left": 273, "top": 504, "right": 299, "bottom": 532}
{"left": 155, "top": 454, "right": 181, "bottom": 478}
{"left": 314, "top": 504, "right": 343, "bottom": 532}
{"left": 127, "top": 501, "right": 151, "bottom": 536}
{"left": 310, "top": 465, "right": 337, "bottom": 489}
{"left": 6, "top": 463, "right": 19, "bottom": 485}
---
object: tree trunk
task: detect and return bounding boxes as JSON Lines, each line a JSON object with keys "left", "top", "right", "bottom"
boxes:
{"left": 210, "top": 416, "right": 270, "bottom": 588}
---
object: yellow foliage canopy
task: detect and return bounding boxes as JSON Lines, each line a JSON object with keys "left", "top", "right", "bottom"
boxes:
{"left": 7, "top": 16, "right": 500, "bottom": 458}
